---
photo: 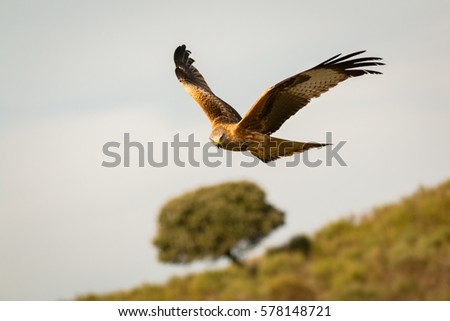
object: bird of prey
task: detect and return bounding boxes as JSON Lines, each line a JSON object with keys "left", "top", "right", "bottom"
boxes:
{"left": 174, "top": 45, "right": 383, "bottom": 163}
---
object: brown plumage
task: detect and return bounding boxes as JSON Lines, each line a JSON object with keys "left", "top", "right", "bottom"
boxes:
{"left": 174, "top": 45, "right": 384, "bottom": 163}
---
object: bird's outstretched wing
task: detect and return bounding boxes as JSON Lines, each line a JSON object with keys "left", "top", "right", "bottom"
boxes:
{"left": 174, "top": 45, "right": 242, "bottom": 125}
{"left": 237, "top": 51, "right": 384, "bottom": 134}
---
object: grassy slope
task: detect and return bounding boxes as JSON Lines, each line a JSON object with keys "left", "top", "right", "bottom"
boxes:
{"left": 80, "top": 179, "right": 450, "bottom": 300}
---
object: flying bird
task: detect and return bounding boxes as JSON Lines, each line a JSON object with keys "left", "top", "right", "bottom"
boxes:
{"left": 174, "top": 45, "right": 383, "bottom": 163}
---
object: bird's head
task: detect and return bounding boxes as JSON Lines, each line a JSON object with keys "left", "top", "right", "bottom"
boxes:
{"left": 209, "top": 127, "right": 227, "bottom": 148}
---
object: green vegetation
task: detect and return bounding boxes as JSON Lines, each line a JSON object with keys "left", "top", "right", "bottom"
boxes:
{"left": 153, "top": 181, "right": 284, "bottom": 266}
{"left": 80, "top": 179, "right": 450, "bottom": 300}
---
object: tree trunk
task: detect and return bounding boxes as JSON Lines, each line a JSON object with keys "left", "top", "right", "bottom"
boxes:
{"left": 225, "top": 250, "right": 243, "bottom": 267}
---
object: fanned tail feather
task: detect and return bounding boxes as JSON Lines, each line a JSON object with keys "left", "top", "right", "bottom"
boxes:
{"left": 251, "top": 137, "right": 329, "bottom": 163}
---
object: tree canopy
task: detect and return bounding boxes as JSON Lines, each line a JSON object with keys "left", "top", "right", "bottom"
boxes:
{"left": 153, "top": 181, "right": 284, "bottom": 265}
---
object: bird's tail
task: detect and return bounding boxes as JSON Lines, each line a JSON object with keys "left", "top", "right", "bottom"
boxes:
{"left": 250, "top": 136, "right": 329, "bottom": 163}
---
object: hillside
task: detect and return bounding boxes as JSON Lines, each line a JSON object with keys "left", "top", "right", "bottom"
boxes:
{"left": 79, "top": 179, "right": 450, "bottom": 300}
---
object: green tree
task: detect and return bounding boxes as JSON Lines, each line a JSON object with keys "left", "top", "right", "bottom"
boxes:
{"left": 153, "top": 181, "right": 284, "bottom": 266}
{"left": 267, "top": 234, "right": 312, "bottom": 258}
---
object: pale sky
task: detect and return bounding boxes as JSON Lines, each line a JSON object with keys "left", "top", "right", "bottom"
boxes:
{"left": 1, "top": 0, "right": 449, "bottom": 300}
